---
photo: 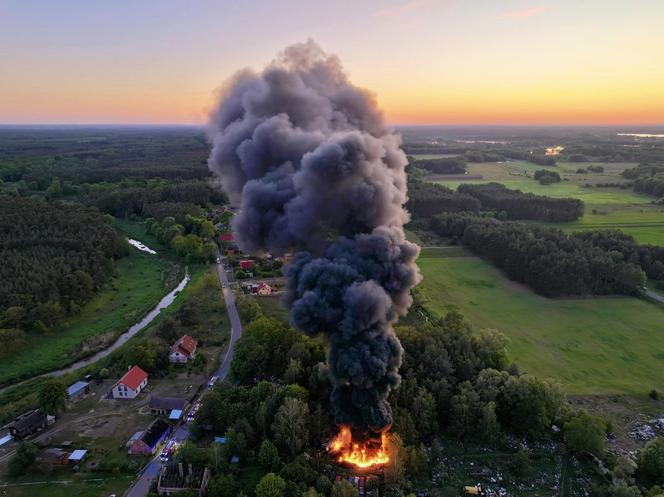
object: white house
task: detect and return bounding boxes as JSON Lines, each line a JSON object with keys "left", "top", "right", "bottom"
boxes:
{"left": 111, "top": 366, "right": 148, "bottom": 399}
{"left": 169, "top": 335, "right": 198, "bottom": 364}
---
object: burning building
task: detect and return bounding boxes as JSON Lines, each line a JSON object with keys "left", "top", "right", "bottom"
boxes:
{"left": 207, "top": 40, "right": 421, "bottom": 469}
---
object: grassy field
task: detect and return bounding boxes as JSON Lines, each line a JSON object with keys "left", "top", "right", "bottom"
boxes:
{"left": 429, "top": 160, "right": 664, "bottom": 245}
{"left": 0, "top": 217, "right": 185, "bottom": 388}
{"left": 1, "top": 475, "right": 133, "bottom": 497}
{"left": 0, "top": 249, "right": 182, "bottom": 386}
{"left": 416, "top": 247, "right": 664, "bottom": 395}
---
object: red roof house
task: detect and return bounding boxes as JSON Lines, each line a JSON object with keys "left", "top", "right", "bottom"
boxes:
{"left": 169, "top": 335, "right": 198, "bottom": 364}
{"left": 219, "top": 233, "right": 235, "bottom": 242}
{"left": 112, "top": 366, "right": 148, "bottom": 399}
{"left": 239, "top": 260, "right": 254, "bottom": 270}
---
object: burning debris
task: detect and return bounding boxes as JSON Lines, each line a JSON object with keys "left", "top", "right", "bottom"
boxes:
{"left": 328, "top": 426, "right": 390, "bottom": 469}
{"left": 207, "top": 40, "right": 420, "bottom": 467}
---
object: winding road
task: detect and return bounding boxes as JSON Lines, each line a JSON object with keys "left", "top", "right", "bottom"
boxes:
{"left": 124, "top": 252, "right": 243, "bottom": 497}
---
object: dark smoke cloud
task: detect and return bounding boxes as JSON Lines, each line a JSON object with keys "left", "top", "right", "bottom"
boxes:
{"left": 207, "top": 40, "right": 421, "bottom": 435}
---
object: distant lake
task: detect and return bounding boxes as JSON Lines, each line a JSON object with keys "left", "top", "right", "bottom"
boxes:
{"left": 617, "top": 133, "right": 664, "bottom": 138}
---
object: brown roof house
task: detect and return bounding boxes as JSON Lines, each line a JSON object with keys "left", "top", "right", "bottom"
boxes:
{"left": 169, "top": 335, "right": 198, "bottom": 364}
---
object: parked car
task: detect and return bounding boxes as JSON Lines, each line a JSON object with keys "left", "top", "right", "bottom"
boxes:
{"left": 160, "top": 440, "right": 178, "bottom": 462}
{"left": 207, "top": 376, "right": 219, "bottom": 389}
{"left": 187, "top": 401, "right": 201, "bottom": 423}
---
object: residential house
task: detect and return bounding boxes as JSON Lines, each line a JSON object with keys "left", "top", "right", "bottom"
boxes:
{"left": 219, "top": 233, "right": 234, "bottom": 243}
{"left": 67, "top": 381, "right": 90, "bottom": 403}
{"left": 168, "top": 335, "right": 198, "bottom": 364}
{"left": 239, "top": 259, "right": 254, "bottom": 270}
{"left": 112, "top": 366, "right": 148, "bottom": 399}
{"left": 129, "top": 419, "right": 170, "bottom": 456}
{"left": 8, "top": 408, "right": 47, "bottom": 439}
{"left": 149, "top": 396, "right": 188, "bottom": 417}
{"left": 256, "top": 282, "right": 272, "bottom": 296}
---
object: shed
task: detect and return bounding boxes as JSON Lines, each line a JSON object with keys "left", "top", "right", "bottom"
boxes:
{"left": 149, "top": 396, "right": 188, "bottom": 417}
{"left": 169, "top": 409, "right": 183, "bottom": 421}
{"left": 68, "top": 449, "right": 88, "bottom": 464}
{"left": 213, "top": 437, "right": 226, "bottom": 444}
{"left": 126, "top": 430, "right": 144, "bottom": 448}
{"left": 8, "top": 408, "right": 47, "bottom": 439}
{"left": 239, "top": 259, "right": 254, "bottom": 270}
{"left": 67, "top": 381, "right": 90, "bottom": 402}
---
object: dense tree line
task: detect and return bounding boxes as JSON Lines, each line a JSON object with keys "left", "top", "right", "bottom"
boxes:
{"left": 430, "top": 213, "right": 646, "bottom": 296}
{"left": 0, "top": 128, "right": 211, "bottom": 185}
{"left": 528, "top": 154, "right": 557, "bottom": 166}
{"left": 458, "top": 182, "right": 584, "bottom": 222}
{"left": 573, "top": 230, "right": 664, "bottom": 282}
{"left": 0, "top": 197, "right": 128, "bottom": 332}
{"left": 622, "top": 164, "right": 664, "bottom": 197}
{"left": 406, "top": 180, "right": 481, "bottom": 218}
{"left": 534, "top": 169, "right": 561, "bottom": 185}
{"left": 409, "top": 157, "right": 466, "bottom": 174}
{"left": 88, "top": 179, "right": 226, "bottom": 218}
{"left": 393, "top": 312, "right": 564, "bottom": 443}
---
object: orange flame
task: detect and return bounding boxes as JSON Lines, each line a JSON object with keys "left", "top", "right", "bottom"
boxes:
{"left": 327, "top": 426, "right": 390, "bottom": 469}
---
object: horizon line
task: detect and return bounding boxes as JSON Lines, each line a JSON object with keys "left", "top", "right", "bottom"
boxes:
{"left": 1, "top": 122, "right": 664, "bottom": 128}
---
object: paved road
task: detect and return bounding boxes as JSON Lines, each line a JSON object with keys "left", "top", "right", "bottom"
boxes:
{"left": 645, "top": 289, "right": 664, "bottom": 305}
{"left": 125, "top": 254, "right": 242, "bottom": 497}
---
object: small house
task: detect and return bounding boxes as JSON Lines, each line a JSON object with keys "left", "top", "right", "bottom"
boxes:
{"left": 239, "top": 259, "right": 254, "bottom": 270}
{"left": 149, "top": 396, "right": 188, "bottom": 417}
{"left": 168, "top": 335, "right": 198, "bottom": 364}
{"left": 256, "top": 282, "right": 272, "bottom": 296}
{"left": 129, "top": 419, "right": 170, "bottom": 456}
{"left": 112, "top": 366, "right": 148, "bottom": 399}
{"left": 67, "top": 381, "right": 90, "bottom": 402}
{"left": 219, "top": 233, "right": 234, "bottom": 243}
{"left": 8, "top": 408, "right": 47, "bottom": 440}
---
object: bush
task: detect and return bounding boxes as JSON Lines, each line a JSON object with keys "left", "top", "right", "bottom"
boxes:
{"left": 650, "top": 389, "right": 660, "bottom": 400}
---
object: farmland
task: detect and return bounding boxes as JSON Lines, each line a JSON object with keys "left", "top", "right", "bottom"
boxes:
{"left": 426, "top": 159, "right": 664, "bottom": 245}
{"left": 416, "top": 246, "right": 664, "bottom": 395}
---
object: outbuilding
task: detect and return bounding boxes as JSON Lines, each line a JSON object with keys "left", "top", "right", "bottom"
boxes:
{"left": 67, "top": 381, "right": 90, "bottom": 402}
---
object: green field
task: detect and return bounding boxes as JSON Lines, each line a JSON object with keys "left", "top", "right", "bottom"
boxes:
{"left": 417, "top": 247, "right": 664, "bottom": 395}
{"left": 430, "top": 160, "right": 664, "bottom": 245}
{"left": 0, "top": 247, "right": 182, "bottom": 387}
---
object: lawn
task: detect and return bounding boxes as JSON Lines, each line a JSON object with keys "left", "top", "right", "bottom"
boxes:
{"left": 1, "top": 474, "right": 133, "bottom": 497}
{"left": 546, "top": 203, "right": 664, "bottom": 246}
{"left": 416, "top": 247, "right": 664, "bottom": 395}
{"left": 0, "top": 248, "right": 182, "bottom": 387}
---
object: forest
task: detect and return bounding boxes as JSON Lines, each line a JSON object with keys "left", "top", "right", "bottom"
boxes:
{"left": 408, "top": 157, "right": 467, "bottom": 175}
{"left": 457, "top": 182, "right": 584, "bottom": 222}
{"left": 430, "top": 213, "right": 648, "bottom": 297}
{"left": 0, "top": 196, "right": 128, "bottom": 332}
{"left": 406, "top": 180, "right": 481, "bottom": 218}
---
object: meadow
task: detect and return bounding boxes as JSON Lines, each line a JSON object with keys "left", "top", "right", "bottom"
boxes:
{"left": 0, "top": 222, "right": 182, "bottom": 387}
{"left": 416, "top": 247, "right": 664, "bottom": 395}
{"left": 427, "top": 159, "right": 664, "bottom": 245}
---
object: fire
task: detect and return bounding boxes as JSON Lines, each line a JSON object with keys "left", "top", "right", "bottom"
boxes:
{"left": 327, "top": 426, "right": 390, "bottom": 469}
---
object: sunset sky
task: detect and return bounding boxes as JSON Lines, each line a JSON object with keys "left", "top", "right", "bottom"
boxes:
{"left": 1, "top": 0, "right": 663, "bottom": 125}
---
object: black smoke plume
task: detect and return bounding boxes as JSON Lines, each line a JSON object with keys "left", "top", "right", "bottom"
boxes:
{"left": 207, "top": 40, "right": 421, "bottom": 436}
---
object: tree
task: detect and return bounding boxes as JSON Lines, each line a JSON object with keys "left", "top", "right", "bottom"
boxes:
{"left": 255, "top": 473, "right": 286, "bottom": 497}
{"left": 510, "top": 449, "right": 531, "bottom": 478}
{"left": 208, "top": 474, "right": 240, "bottom": 497}
{"left": 8, "top": 442, "right": 37, "bottom": 476}
{"left": 38, "top": 379, "right": 67, "bottom": 414}
{"left": 564, "top": 411, "right": 607, "bottom": 456}
{"left": 258, "top": 439, "right": 281, "bottom": 471}
{"left": 412, "top": 387, "right": 437, "bottom": 438}
{"left": 331, "top": 480, "right": 359, "bottom": 497}
{"left": 609, "top": 481, "right": 643, "bottom": 497}
{"left": 271, "top": 397, "right": 310, "bottom": 456}
{"left": 637, "top": 437, "right": 664, "bottom": 486}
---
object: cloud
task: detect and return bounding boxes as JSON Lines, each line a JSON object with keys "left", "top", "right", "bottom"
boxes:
{"left": 497, "top": 5, "right": 550, "bottom": 20}
{"left": 375, "top": 0, "right": 442, "bottom": 18}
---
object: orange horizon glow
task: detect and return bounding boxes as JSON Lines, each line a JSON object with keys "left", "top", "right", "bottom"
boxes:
{"left": 2, "top": 1, "right": 663, "bottom": 126}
